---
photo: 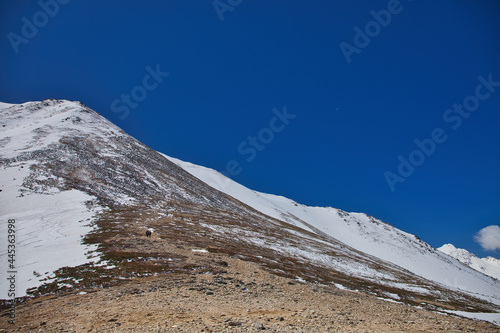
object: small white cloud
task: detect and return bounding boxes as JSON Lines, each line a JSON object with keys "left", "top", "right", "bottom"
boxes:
{"left": 474, "top": 225, "right": 500, "bottom": 251}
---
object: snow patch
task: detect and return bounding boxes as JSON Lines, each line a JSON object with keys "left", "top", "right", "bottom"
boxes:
{"left": 0, "top": 164, "right": 103, "bottom": 298}
{"left": 438, "top": 244, "right": 500, "bottom": 280}
{"left": 444, "top": 310, "right": 500, "bottom": 327}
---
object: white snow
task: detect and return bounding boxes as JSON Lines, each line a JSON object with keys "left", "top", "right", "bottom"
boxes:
{"left": 438, "top": 244, "right": 500, "bottom": 280}
{"left": 0, "top": 100, "right": 114, "bottom": 298}
{"left": 2, "top": 99, "right": 499, "bottom": 319}
{"left": 191, "top": 249, "right": 209, "bottom": 253}
{"left": 0, "top": 163, "right": 102, "bottom": 298}
{"left": 163, "top": 155, "right": 315, "bottom": 233}
{"left": 163, "top": 154, "right": 500, "bottom": 306}
{"left": 444, "top": 310, "right": 500, "bottom": 326}
{"left": 295, "top": 276, "right": 306, "bottom": 283}
{"left": 0, "top": 100, "right": 124, "bottom": 160}
{"left": 0, "top": 102, "right": 15, "bottom": 109}
{"left": 334, "top": 283, "right": 349, "bottom": 290}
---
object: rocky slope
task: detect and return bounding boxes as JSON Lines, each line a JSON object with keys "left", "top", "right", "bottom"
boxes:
{"left": 1, "top": 99, "right": 499, "bottom": 330}
{"left": 2, "top": 246, "right": 499, "bottom": 332}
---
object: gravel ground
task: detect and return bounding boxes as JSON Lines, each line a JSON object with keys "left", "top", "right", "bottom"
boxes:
{"left": 1, "top": 248, "right": 498, "bottom": 333}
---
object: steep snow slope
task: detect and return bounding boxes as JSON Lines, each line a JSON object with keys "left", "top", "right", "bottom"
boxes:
{"left": 0, "top": 99, "right": 257, "bottom": 297}
{"left": 1, "top": 99, "right": 500, "bottom": 315}
{"left": 0, "top": 166, "right": 101, "bottom": 297}
{"left": 0, "top": 100, "right": 413, "bottom": 300}
{"left": 439, "top": 244, "right": 500, "bottom": 280}
{"left": 165, "top": 155, "right": 500, "bottom": 306}
{"left": 0, "top": 101, "right": 105, "bottom": 297}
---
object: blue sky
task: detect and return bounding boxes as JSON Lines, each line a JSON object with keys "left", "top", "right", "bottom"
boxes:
{"left": 1, "top": 0, "right": 499, "bottom": 258}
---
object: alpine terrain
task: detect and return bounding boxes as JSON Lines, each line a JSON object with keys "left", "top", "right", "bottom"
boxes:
{"left": 1, "top": 99, "right": 499, "bottom": 332}
{"left": 438, "top": 244, "right": 500, "bottom": 281}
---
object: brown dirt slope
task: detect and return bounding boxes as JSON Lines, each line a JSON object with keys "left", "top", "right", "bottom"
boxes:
{"left": 1, "top": 241, "right": 498, "bottom": 333}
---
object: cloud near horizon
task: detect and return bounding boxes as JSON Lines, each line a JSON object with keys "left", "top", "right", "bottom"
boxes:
{"left": 474, "top": 225, "right": 500, "bottom": 251}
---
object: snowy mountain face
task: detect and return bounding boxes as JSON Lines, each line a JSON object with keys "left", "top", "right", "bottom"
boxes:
{"left": 438, "top": 244, "right": 500, "bottom": 280}
{"left": 166, "top": 156, "right": 500, "bottom": 306}
{"left": 1, "top": 100, "right": 500, "bottom": 316}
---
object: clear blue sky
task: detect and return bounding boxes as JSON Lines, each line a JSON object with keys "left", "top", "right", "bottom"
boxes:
{"left": 1, "top": 0, "right": 499, "bottom": 258}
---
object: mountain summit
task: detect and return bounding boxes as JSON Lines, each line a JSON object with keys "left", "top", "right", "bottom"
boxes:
{"left": 438, "top": 243, "right": 500, "bottom": 280}
{"left": 1, "top": 100, "right": 500, "bottom": 329}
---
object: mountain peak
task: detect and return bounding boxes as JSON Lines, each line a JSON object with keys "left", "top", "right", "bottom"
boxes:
{"left": 438, "top": 244, "right": 500, "bottom": 280}
{"left": 1, "top": 100, "right": 500, "bottom": 323}
{"left": 440, "top": 243, "right": 457, "bottom": 251}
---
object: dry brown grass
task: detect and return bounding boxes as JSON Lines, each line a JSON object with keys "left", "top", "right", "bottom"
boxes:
{"left": 4, "top": 197, "right": 494, "bottom": 316}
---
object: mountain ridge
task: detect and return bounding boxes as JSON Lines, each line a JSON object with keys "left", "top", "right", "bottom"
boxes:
{"left": 1, "top": 99, "right": 499, "bottom": 324}
{"left": 438, "top": 243, "right": 500, "bottom": 280}
{"left": 164, "top": 154, "right": 500, "bottom": 299}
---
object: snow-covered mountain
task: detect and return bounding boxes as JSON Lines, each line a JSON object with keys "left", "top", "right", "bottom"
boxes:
{"left": 165, "top": 155, "right": 500, "bottom": 306}
{"left": 1, "top": 100, "right": 500, "bottom": 317}
{"left": 438, "top": 244, "right": 500, "bottom": 280}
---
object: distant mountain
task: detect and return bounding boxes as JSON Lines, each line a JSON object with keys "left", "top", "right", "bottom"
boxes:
{"left": 1, "top": 99, "right": 499, "bottom": 317}
{"left": 438, "top": 244, "right": 500, "bottom": 280}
